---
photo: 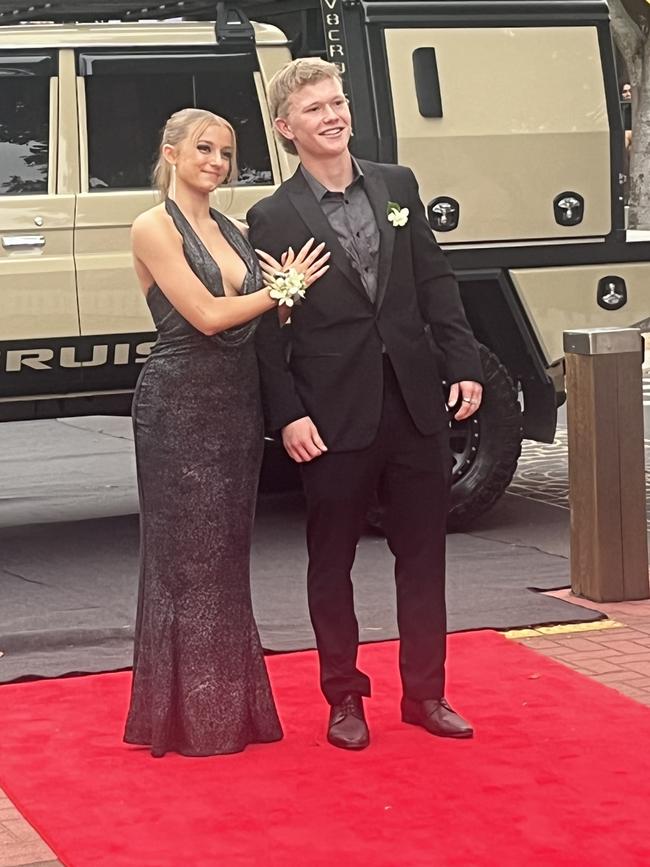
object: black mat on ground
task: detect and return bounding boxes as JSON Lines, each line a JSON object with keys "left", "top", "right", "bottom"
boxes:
{"left": 0, "top": 493, "right": 602, "bottom": 682}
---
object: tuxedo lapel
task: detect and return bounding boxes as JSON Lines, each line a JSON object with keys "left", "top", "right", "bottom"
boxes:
{"left": 359, "top": 161, "right": 395, "bottom": 311}
{"left": 285, "top": 169, "right": 369, "bottom": 302}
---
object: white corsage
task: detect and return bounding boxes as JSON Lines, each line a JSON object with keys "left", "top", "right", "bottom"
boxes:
{"left": 267, "top": 267, "right": 308, "bottom": 307}
{"left": 387, "top": 200, "right": 409, "bottom": 228}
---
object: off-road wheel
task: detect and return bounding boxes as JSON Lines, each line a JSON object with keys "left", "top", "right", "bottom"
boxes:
{"left": 365, "top": 344, "right": 522, "bottom": 534}
{"left": 446, "top": 344, "right": 522, "bottom": 531}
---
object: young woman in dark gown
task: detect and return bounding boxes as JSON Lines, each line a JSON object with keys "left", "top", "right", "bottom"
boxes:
{"left": 123, "top": 108, "right": 328, "bottom": 757}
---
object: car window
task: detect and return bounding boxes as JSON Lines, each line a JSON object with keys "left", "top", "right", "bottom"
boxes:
{"left": 0, "top": 73, "right": 49, "bottom": 196}
{"left": 83, "top": 54, "right": 273, "bottom": 191}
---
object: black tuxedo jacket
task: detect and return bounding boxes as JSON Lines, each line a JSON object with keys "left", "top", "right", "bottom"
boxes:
{"left": 247, "top": 160, "right": 483, "bottom": 452}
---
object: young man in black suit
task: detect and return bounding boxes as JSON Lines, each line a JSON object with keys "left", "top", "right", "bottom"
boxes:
{"left": 248, "top": 58, "right": 483, "bottom": 750}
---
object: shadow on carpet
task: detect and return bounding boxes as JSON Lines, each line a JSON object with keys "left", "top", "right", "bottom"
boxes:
{"left": 0, "top": 493, "right": 601, "bottom": 682}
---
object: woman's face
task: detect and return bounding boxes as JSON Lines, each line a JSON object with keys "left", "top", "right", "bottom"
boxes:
{"left": 173, "top": 123, "right": 234, "bottom": 192}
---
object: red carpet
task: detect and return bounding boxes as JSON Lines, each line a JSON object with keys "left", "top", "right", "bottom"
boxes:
{"left": 2, "top": 631, "right": 650, "bottom": 866}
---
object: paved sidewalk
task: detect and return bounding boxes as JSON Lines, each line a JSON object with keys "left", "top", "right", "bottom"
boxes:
{"left": 3, "top": 590, "right": 650, "bottom": 867}
{"left": 0, "top": 787, "right": 60, "bottom": 867}
{"left": 511, "top": 590, "right": 650, "bottom": 706}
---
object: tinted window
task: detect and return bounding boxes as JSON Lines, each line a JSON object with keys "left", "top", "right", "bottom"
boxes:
{"left": 0, "top": 77, "right": 49, "bottom": 196}
{"left": 85, "top": 58, "right": 273, "bottom": 190}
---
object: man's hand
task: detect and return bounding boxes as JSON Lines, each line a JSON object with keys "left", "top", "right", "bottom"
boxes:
{"left": 282, "top": 416, "right": 328, "bottom": 463}
{"left": 448, "top": 381, "right": 483, "bottom": 421}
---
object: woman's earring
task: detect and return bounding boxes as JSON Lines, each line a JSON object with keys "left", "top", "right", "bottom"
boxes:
{"left": 170, "top": 164, "right": 177, "bottom": 200}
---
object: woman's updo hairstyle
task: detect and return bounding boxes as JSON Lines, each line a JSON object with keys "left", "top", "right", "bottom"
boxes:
{"left": 153, "top": 108, "right": 238, "bottom": 195}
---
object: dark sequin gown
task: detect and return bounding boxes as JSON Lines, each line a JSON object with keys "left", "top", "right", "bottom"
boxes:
{"left": 124, "top": 200, "right": 282, "bottom": 757}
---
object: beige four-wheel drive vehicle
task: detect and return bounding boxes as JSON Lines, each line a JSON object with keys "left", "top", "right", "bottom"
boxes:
{"left": 0, "top": 0, "right": 648, "bottom": 528}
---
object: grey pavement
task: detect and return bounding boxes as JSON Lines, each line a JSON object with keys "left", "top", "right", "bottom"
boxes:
{"left": 0, "top": 417, "right": 138, "bottom": 528}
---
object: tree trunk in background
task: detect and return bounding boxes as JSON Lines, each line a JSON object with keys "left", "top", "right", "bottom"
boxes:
{"left": 628, "top": 34, "right": 650, "bottom": 228}
{"left": 609, "top": 0, "right": 650, "bottom": 229}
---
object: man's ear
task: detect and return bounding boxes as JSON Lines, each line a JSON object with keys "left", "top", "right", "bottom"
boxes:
{"left": 274, "top": 117, "right": 295, "bottom": 143}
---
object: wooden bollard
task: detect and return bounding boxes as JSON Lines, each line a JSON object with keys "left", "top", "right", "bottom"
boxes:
{"left": 564, "top": 327, "right": 649, "bottom": 602}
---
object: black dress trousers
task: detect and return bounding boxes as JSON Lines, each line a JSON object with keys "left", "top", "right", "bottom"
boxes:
{"left": 300, "top": 355, "right": 452, "bottom": 705}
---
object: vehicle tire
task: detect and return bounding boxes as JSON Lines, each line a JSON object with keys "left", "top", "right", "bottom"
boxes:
{"left": 365, "top": 344, "right": 522, "bottom": 534}
{"left": 446, "top": 343, "right": 522, "bottom": 531}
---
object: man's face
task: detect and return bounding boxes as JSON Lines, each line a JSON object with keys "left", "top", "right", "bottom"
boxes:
{"left": 277, "top": 77, "right": 352, "bottom": 159}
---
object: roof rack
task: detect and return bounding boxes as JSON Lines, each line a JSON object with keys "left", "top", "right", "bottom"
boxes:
{"left": 0, "top": 0, "right": 324, "bottom": 58}
{"left": 0, "top": 0, "right": 320, "bottom": 24}
{"left": 0, "top": 0, "right": 278, "bottom": 24}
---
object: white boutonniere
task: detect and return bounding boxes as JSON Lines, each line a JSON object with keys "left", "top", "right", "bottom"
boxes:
{"left": 387, "top": 201, "right": 409, "bottom": 228}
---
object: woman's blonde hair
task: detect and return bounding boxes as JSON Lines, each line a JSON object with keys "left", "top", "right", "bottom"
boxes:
{"left": 152, "top": 108, "right": 238, "bottom": 194}
{"left": 268, "top": 58, "right": 343, "bottom": 156}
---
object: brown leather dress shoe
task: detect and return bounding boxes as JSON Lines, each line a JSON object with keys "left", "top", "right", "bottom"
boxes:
{"left": 327, "top": 694, "right": 370, "bottom": 750}
{"left": 401, "top": 697, "right": 474, "bottom": 739}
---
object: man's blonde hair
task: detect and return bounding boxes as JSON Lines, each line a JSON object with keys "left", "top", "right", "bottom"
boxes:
{"left": 268, "top": 58, "right": 343, "bottom": 155}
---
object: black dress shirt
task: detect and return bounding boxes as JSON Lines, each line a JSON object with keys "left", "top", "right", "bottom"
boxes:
{"left": 301, "top": 160, "right": 380, "bottom": 304}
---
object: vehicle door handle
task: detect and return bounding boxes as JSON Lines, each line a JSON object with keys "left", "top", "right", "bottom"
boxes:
{"left": 2, "top": 235, "right": 46, "bottom": 249}
{"left": 412, "top": 47, "right": 443, "bottom": 118}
